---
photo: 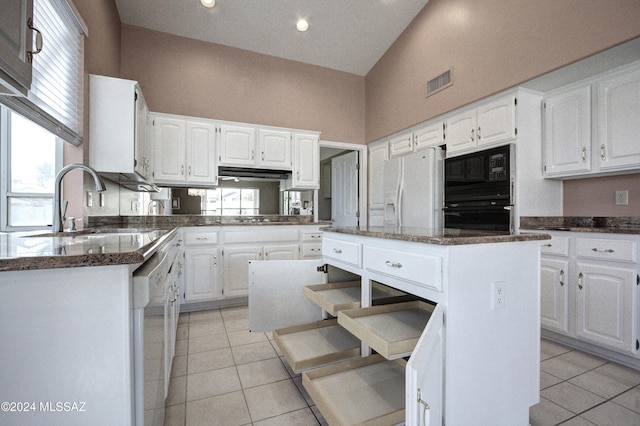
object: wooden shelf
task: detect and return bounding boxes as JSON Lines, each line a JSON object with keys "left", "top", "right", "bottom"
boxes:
{"left": 338, "top": 301, "right": 435, "bottom": 359}
{"left": 303, "top": 281, "right": 407, "bottom": 316}
{"left": 302, "top": 354, "right": 406, "bottom": 426}
{"left": 273, "top": 319, "right": 361, "bottom": 373}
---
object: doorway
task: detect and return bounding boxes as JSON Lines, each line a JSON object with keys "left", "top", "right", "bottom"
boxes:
{"left": 318, "top": 141, "right": 367, "bottom": 227}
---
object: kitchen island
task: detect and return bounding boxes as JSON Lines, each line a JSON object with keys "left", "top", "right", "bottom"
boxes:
{"left": 261, "top": 226, "right": 550, "bottom": 425}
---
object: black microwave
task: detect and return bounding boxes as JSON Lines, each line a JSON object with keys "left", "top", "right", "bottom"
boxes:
{"left": 444, "top": 144, "right": 513, "bottom": 204}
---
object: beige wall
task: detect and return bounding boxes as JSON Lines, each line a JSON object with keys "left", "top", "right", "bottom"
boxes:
{"left": 366, "top": 0, "right": 640, "bottom": 217}
{"left": 119, "top": 25, "right": 366, "bottom": 145}
{"left": 366, "top": 0, "right": 640, "bottom": 143}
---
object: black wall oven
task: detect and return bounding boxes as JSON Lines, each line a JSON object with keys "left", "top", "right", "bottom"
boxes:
{"left": 444, "top": 144, "right": 514, "bottom": 232}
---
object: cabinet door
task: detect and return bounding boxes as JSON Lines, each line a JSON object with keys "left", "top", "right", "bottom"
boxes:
{"left": 597, "top": 66, "right": 640, "bottom": 171}
{"left": 445, "top": 109, "right": 476, "bottom": 154}
{"left": 219, "top": 124, "right": 256, "bottom": 166}
{"left": 290, "top": 133, "right": 320, "bottom": 189}
{"left": 186, "top": 120, "right": 217, "bottom": 185}
{"left": 388, "top": 133, "right": 413, "bottom": 159}
{"left": 223, "top": 246, "right": 263, "bottom": 298}
{"left": 368, "top": 142, "right": 388, "bottom": 211}
{"left": 413, "top": 121, "right": 444, "bottom": 152}
{"left": 258, "top": 129, "right": 291, "bottom": 169}
{"left": 476, "top": 95, "right": 516, "bottom": 147}
{"left": 0, "top": 0, "right": 32, "bottom": 95}
{"left": 185, "top": 248, "right": 221, "bottom": 302}
{"left": 134, "top": 89, "right": 149, "bottom": 178}
{"left": 264, "top": 244, "right": 298, "bottom": 261}
{"left": 153, "top": 116, "right": 186, "bottom": 183}
{"left": 575, "top": 263, "right": 636, "bottom": 354}
{"left": 540, "top": 258, "right": 569, "bottom": 335}
{"left": 406, "top": 304, "right": 443, "bottom": 426}
{"left": 543, "top": 85, "right": 592, "bottom": 176}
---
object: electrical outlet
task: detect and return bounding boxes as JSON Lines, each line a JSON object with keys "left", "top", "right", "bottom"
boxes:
{"left": 87, "top": 191, "right": 93, "bottom": 207}
{"left": 491, "top": 281, "right": 505, "bottom": 310}
{"left": 615, "top": 190, "right": 629, "bottom": 206}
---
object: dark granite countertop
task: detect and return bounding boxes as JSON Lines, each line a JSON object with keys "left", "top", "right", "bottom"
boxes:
{"left": 521, "top": 217, "right": 640, "bottom": 234}
{"left": 0, "top": 228, "right": 176, "bottom": 272}
{"left": 322, "top": 226, "right": 550, "bottom": 245}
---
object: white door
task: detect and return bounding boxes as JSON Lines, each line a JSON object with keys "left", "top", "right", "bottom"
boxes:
{"left": 445, "top": 109, "right": 476, "bottom": 154}
{"left": 597, "top": 66, "right": 640, "bottom": 171}
{"left": 406, "top": 304, "right": 443, "bottom": 426}
{"left": 153, "top": 116, "right": 186, "bottom": 183}
{"left": 476, "top": 94, "right": 516, "bottom": 147}
{"left": 258, "top": 129, "right": 291, "bottom": 169}
{"left": 248, "top": 260, "right": 326, "bottom": 332}
{"left": 186, "top": 120, "right": 217, "bottom": 185}
{"left": 184, "top": 248, "right": 220, "bottom": 302}
{"left": 540, "top": 258, "right": 570, "bottom": 334}
{"left": 219, "top": 124, "right": 256, "bottom": 166}
{"left": 575, "top": 263, "right": 636, "bottom": 354}
{"left": 223, "top": 246, "right": 262, "bottom": 298}
{"left": 543, "top": 85, "right": 592, "bottom": 176}
{"left": 331, "top": 151, "right": 359, "bottom": 227}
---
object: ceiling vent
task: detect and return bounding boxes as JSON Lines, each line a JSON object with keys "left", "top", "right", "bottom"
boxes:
{"left": 426, "top": 68, "right": 453, "bottom": 97}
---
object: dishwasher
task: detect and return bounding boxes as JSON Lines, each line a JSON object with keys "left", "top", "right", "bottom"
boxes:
{"left": 132, "top": 234, "right": 180, "bottom": 426}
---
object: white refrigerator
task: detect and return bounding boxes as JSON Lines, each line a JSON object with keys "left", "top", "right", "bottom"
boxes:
{"left": 383, "top": 146, "right": 444, "bottom": 228}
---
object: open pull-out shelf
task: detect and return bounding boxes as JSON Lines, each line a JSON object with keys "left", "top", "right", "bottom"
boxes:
{"left": 273, "top": 319, "right": 361, "bottom": 373}
{"left": 303, "top": 281, "right": 407, "bottom": 316}
{"left": 338, "top": 301, "right": 434, "bottom": 360}
{"left": 302, "top": 354, "right": 406, "bottom": 426}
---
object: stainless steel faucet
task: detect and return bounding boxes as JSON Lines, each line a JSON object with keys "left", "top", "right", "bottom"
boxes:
{"left": 53, "top": 164, "right": 106, "bottom": 233}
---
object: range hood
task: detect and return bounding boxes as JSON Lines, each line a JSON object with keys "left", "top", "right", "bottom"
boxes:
{"left": 98, "top": 172, "right": 160, "bottom": 192}
{"left": 218, "top": 166, "right": 290, "bottom": 180}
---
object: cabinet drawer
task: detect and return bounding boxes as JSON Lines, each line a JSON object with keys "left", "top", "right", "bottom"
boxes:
{"left": 224, "top": 227, "right": 299, "bottom": 243}
{"left": 303, "top": 281, "right": 406, "bottom": 317}
{"left": 302, "top": 231, "right": 323, "bottom": 242}
{"left": 301, "top": 243, "right": 322, "bottom": 258}
{"left": 364, "top": 246, "right": 442, "bottom": 291}
{"left": 273, "top": 319, "right": 361, "bottom": 373}
{"left": 184, "top": 231, "right": 218, "bottom": 246}
{"left": 576, "top": 238, "right": 637, "bottom": 263}
{"left": 338, "top": 301, "right": 434, "bottom": 359}
{"left": 540, "top": 236, "right": 570, "bottom": 256}
{"left": 323, "top": 238, "right": 362, "bottom": 268}
{"left": 302, "top": 355, "right": 405, "bottom": 426}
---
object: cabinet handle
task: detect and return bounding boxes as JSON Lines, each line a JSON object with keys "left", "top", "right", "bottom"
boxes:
{"left": 559, "top": 269, "right": 564, "bottom": 287}
{"left": 310, "top": 235, "right": 321, "bottom": 239}
{"left": 591, "top": 248, "right": 615, "bottom": 253}
{"left": 477, "top": 126, "right": 481, "bottom": 140}
{"left": 578, "top": 272, "right": 584, "bottom": 290}
{"left": 27, "top": 18, "right": 43, "bottom": 62}
{"left": 385, "top": 260, "right": 403, "bottom": 268}
{"left": 251, "top": 150, "right": 255, "bottom": 160}
{"left": 261, "top": 151, "right": 265, "bottom": 161}
{"left": 582, "top": 146, "right": 587, "bottom": 162}
{"left": 332, "top": 248, "right": 342, "bottom": 254}
{"left": 470, "top": 128, "right": 475, "bottom": 142}
{"left": 542, "top": 243, "right": 552, "bottom": 247}
{"left": 188, "top": 166, "right": 192, "bottom": 176}
{"left": 600, "top": 144, "right": 606, "bottom": 161}
{"left": 195, "top": 237, "right": 208, "bottom": 240}
{"left": 181, "top": 165, "right": 184, "bottom": 175}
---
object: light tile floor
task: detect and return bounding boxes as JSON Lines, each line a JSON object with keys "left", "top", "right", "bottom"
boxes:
{"left": 164, "top": 306, "right": 640, "bottom": 426}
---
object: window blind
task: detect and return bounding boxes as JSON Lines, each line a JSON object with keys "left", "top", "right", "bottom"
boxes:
{"left": 0, "top": 0, "right": 86, "bottom": 146}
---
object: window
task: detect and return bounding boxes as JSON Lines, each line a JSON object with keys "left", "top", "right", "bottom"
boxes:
{"left": 195, "top": 188, "right": 260, "bottom": 215}
{"left": 0, "top": 0, "right": 86, "bottom": 145}
{"left": 0, "top": 107, "right": 62, "bottom": 231}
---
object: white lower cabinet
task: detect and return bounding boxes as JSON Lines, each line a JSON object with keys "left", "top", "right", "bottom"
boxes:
{"left": 250, "top": 232, "right": 541, "bottom": 425}
{"left": 535, "top": 231, "right": 640, "bottom": 361}
{"left": 183, "top": 228, "right": 221, "bottom": 303}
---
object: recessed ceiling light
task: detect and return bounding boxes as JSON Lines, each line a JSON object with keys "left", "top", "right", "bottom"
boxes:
{"left": 296, "top": 19, "right": 309, "bottom": 32}
{"left": 200, "top": 0, "right": 215, "bottom": 8}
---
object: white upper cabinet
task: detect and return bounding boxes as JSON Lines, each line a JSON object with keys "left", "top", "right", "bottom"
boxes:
{"left": 0, "top": 0, "right": 33, "bottom": 95}
{"left": 542, "top": 85, "right": 592, "bottom": 176}
{"left": 257, "top": 129, "right": 291, "bottom": 169}
{"left": 414, "top": 121, "right": 445, "bottom": 152}
{"left": 368, "top": 140, "right": 388, "bottom": 213}
{"left": 543, "top": 61, "right": 640, "bottom": 179}
{"left": 446, "top": 94, "right": 516, "bottom": 156}
{"left": 218, "top": 124, "right": 257, "bottom": 167}
{"left": 152, "top": 114, "right": 217, "bottom": 186}
{"left": 596, "top": 65, "right": 640, "bottom": 172}
{"left": 284, "top": 132, "right": 320, "bottom": 190}
{"left": 90, "top": 75, "right": 153, "bottom": 187}
{"left": 388, "top": 133, "right": 413, "bottom": 159}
